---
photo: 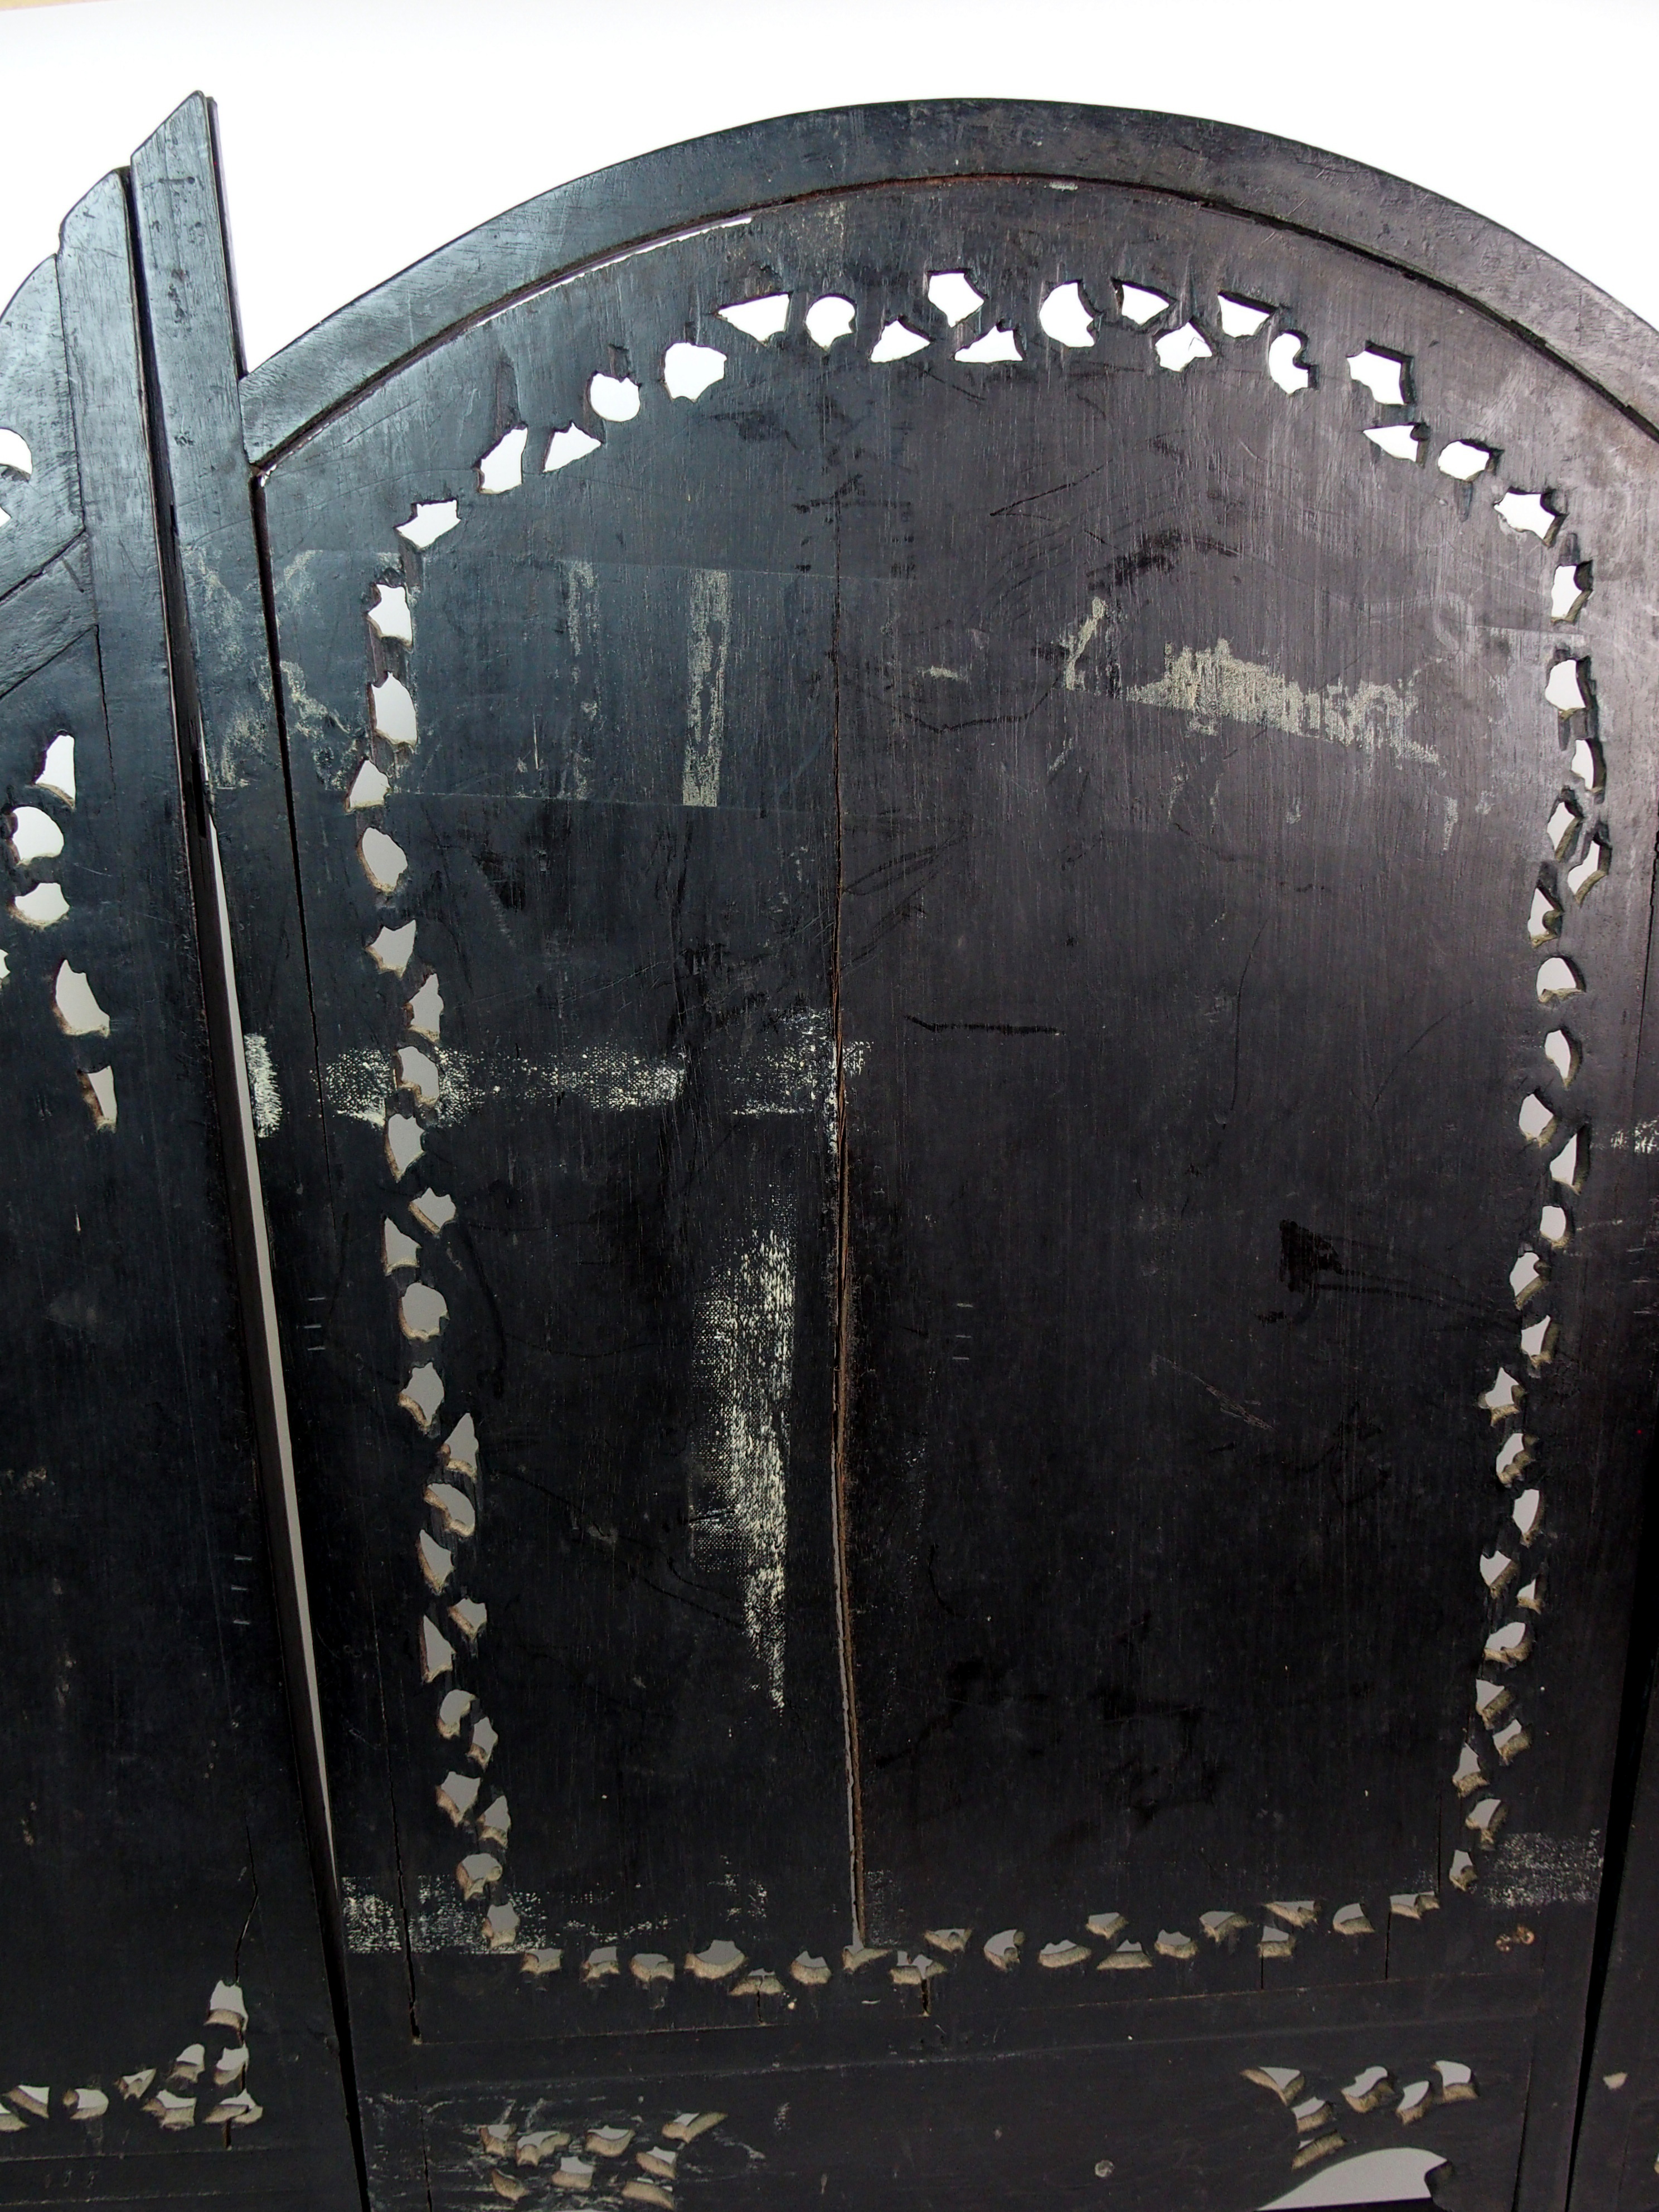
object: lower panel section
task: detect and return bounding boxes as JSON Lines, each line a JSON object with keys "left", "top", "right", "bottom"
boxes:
{"left": 357, "top": 1972, "right": 1539, "bottom": 2212}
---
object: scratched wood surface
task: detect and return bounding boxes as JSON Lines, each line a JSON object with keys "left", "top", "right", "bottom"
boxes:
{"left": 0, "top": 167, "right": 357, "bottom": 2206}
{"left": 120, "top": 95, "right": 1659, "bottom": 2212}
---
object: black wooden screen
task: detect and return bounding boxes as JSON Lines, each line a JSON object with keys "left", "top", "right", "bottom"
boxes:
{"left": 8, "top": 86, "right": 1659, "bottom": 2212}
{"left": 0, "top": 154, "right": 358, "bottom": 2207}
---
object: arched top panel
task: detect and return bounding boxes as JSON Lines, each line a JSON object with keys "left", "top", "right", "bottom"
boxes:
{"left": 239, "top": 98, "right": 1659, "bottom": 465}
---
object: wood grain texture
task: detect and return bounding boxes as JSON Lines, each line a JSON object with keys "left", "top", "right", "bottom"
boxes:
{"left": 0, "top": 165, "right": 356, "bottom": 2206}
{"left": 226, "top": 132, "right": 1659, "bottom": 2210}
{"left": 240, "top": 100, "right": 1659, "bottom": 468}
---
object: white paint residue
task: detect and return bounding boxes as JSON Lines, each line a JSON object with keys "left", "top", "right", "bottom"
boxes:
{"left": 1061, "top": 595, "right": 1111, "bottom": 691}
{"left": 683, "top": 569, "right": 730, "bottom": 807}
{"left": 1606, "top": 1119, "right": 1659, "bottom": 1155}
{"left": 242, "top": 1032, "right": 283, "bottom": 1138}
{"left": 693, "top": 1212, "right": 797, "bottom": 1709}
{"left": 1127, "top": 638, "right": 1434, "bottom": 765}
{"left": 1486, "top": 1830, "right": 1603, "bottom": 1906}
{"left": 323, "top": 1042, "right": 686, "bottom": 1126}
{"left": 339, "top": 1879, "right": 401, "bottom": 1954}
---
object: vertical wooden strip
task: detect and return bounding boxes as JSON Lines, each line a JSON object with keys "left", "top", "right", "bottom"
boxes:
{"left": 54, "top": 162, "right": 361, "bottom": 2202}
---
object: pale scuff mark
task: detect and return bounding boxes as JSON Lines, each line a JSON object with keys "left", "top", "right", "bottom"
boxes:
{"left": 682, "top": 569, "right": 730, "bottom": 807}
{"left": 1605, "top": 1119, "right": 1659, "bottom": 1155}
{"left": 1061, "top": 594, "right": 1112, "bottom": 690}
{"left": 1127, "top": 639, "right": 1435, "bottom": 766}
{"left": 731, "top": 1008, "right": 866, "bottom": 1153}
{"left": 560, "top": 560, "right": 598, "bottom": 799}
{"left": 692, "top": 1209, "right": 797, "bottom": 1709}
{"left": 241, "top": 1033, "right": 283, "bottom": 1138}
{"left": 323, "top": 1042, "right": 687, "bottom": 1127}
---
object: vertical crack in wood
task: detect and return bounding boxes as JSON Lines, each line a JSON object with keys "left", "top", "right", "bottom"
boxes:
{"left": 827, "top": 513, "right": 866, "bottom": 1943}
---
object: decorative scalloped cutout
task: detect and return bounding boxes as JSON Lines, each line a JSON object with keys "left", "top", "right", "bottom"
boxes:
{"left": 870, "top": 319, "right": 929, "bottom": 363}
{"left": 1439, "top": 440, "right": 1495, "bottom": 481}
{"left": 54, "top": 962, "right": 109, "bottom": 1037}
{"left": 1156, "top": 323, "right": 1212, "bottom": 373}
{"left": 663, "top": 342, "right": 726, "bottom": 400}
{"left": 397, "top": 500, "right": 459, "bottom": 550}
{"left": 1545, "top": 658, "right": 1589, "bottom": 714}
{"left": 368, "top": 583, "right": 412, "bottom": 643}
{"left": 9, "top": 804, "right": 62, "bottom": 865}
{"left": 33, "top": 734, "right": 74, "bottom": 806}
{"left": 1509, "top": 1251, "right": 1546, "bottom": 1305}
{"left": 360, "top": 826, "right": 408, "bottom": 894}
{"left": 371, "top": 673, "right": 417, "bottom": 747}
{"left": 347, "top": 760, "right": 389, "bottom": 810}
{"left": 0, "top": 429, "right": 33, "bottom": 478}
{"left": 718, "top": 294, "right": 790, "bottom": 342}
{"left": 400, "top": 1361, "right": 444, "bottom": 1428}
{"left": 926, "top": 271, "right": 984, "bottom": 324}
{"left": 1365, "top": 424, "right": 1425, "bottom": 462}
{"left": 1517, "top": 1094, "right": 1558, "bottom": 1147}
{"left": 1496, "top": 488, "right": 1562, "bottom": 541}
{"left": 1268, "top": 332, "right": 1312, "bottom": 393}
{"left": 955, "top": 326, "right": 1021, "bottom": 363}
{"left": 478, "top": 426, "right": 527, "bottom": 494}
{"left": 13, "top": 881, "right": 67, "bottom": 926}
{"left": 1347, "top": 348, "right": 1409, "bottom": 405}
{"left": 400, "top": 1282, "right": 448, "bottom": 1340}
{"left": 544, "top": 424, "right": 601, "bottom": 472}
{"left": 1528, "top": 884, "right": 1561, "bottom": 945}
{"left": 1570, "top": 735, "right": 1603, "bottom": 796}
{"left": 411, "top": 1187, "right": 456, "bottom": 1233}
{"left": 1544, "top": 1028, "right": 1579, "bottom": 1084}
{"left": 79, "top": 1066, "right": 117, "bottom": 1131}
{"left": 1552, "top": 562, "right": 1592, "bottom": 621}
{"left": 1478, "top": 1367, "right": 1524, "bottom": 1420}
{"left": 1217, "top": 294, "right": 1270, "bottom": 338}
{"left": 1039, "top": 282, "right": 1094, "bottom": 347}
{"left": 1116, "top": 282, "right": 1168, "bottom": 326}
{"left": 804, "top": 295, "right": 855, "bottom": 349}
{"left": 368, "top": 919, "right": 416, "bottom": 975}
{"left": 589, "top": 373, "right": 641, "bottom": 421}
{"left": 1568, "top": 834, "right": 1608, "bottom": 900}
{"left": 1495, "top": 1432, "right": 1533, "bottom": 1483}
{"left": 407, "top": 973, "right": 443, "bottom": 1040}
{"left": 1546, "top": 794, "right": 1583, "bottom": 857}
{"left": 1537, "top": 955, "right": 1582, "bottom": 1003}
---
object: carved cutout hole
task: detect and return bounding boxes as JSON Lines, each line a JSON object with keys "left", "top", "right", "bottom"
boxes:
{"left": 1365, "top": 423, "right": 1425, "bottom": 462}
{"left": 13, "top": 882, "right": 68, "bottom": 926}
{"left": 34, "top": 733, "right": 74, "bottom": 806}
{"left": 9, "top": 805, "right": 63, "bottom": 866}
{"left": 955, "top": 327, "right": 1021, "bottom": 364}
{"left": 805, "top": 296, "right": 855, "bottom": 349}
{"left": 663, "top": 343, "right": 726, "bottom": 401}
{"left": 1116, "top": 282, "right": 1168, "bottom": 326}
{"left": 1039, "top": 283, "right": 1094, "bottom": 347}
{"left": 1216, "top": 294, "right": 1270, "bottom": 337}
{"left": 1439, "top": 440, "right": 1495, "bottom": 481}
{"left": 870, "top": 319, "right": 929, "bottom": 363}
{"left": 1155, "top": 323, "right": 1212, "bottom": 373}
{"left": 545, "top": 424, "right": 601, "bottom": 472}
{"left": 589, "top": 373, "right": 641, "bottom": 422}
{"left": 478, "top": 426, "right": 527, "bottom": 494}
{"left": 926, "top": 271, "right": 984, "bottom": 325}
{"left": 397, "top": 500, "right": 459, "bottom": 550}
{"left": 1268, "top": 333, "right": 1312, "bottom": 393}
{"left": 717, "top": 294, "right": 790, "bottom": 342}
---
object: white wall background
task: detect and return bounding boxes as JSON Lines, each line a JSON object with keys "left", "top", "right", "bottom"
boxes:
{"left": 0, "top": 0, "right": 1657, "bottom": 370}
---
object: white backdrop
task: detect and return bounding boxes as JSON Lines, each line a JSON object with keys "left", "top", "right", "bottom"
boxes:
{"left": 1, "top": 0, "right": 1657, "bottom": 370}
